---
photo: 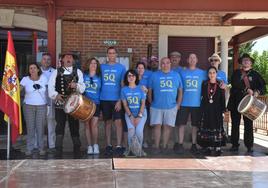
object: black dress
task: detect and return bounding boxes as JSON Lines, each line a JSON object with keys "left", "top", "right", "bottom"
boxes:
{"left": 198, "top": 80, "right": 226, "bottom": 147}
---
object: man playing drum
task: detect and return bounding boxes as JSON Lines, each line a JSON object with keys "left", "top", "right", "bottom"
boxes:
{"left": 227, "top": 53, "right": 266, "bottom": 153}
{"left": 48, "top": 52, "right": 85, "bottom": 157}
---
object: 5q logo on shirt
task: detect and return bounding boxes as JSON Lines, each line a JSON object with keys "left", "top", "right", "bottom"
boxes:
{"left": 85, "top": 82, "right": 97, "bottom": 90}
{"left": 186, "top": 79, "right": 198, "bottom": 88}
{"left": 160, "top": 80, "right": 173, "bottom": 88}
{"left": 103, "top": 73, "right": 116, "bottom": 82}
{"left": 127, "top": 96, "right": 139, "bottom": 105}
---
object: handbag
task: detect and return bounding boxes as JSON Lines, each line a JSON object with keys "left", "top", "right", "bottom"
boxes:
{"left": 197, "top": 127, "right": 227, "bottom": 147}
{"left": 129, "top": 129, "right": 142, "bottom": 157}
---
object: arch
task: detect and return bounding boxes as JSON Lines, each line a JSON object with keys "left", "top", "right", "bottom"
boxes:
{"left": 0, "top": 9, "right": 47, "bottom": 31}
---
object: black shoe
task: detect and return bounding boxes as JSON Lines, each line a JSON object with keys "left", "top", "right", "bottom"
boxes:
{"left": 104, "top": 145, "right": 113, "bottom": 156}
{"left": 55, "top": 148, "right": 63, "bottom": 158}
{"left": 214, "top": 149, "right": 222, "bottom": 156}
{"left": 190, "top": 144, "right": 198, "bottom": 153}
{"left": 173, "top": 143, "right": 179, "bottom": 151}
{"left": 176, "top": 144, "right": 184, "bottom": 154}
{"left": 48, "top": 148, "right": 56, "bottom": 154}
{"left": 151, "top": 148, "right": 162, "bottom": 155}
{"left": 247, "top": 147, "right": 253, "bottom": 153}
{"left": 202, "top": 147, "right": 212, "bottom": 155}
{"left": 161, "top": 147, "right": 169, "bottom": 155}
{"left": 229, "top": 146, "right": 239, "bottom": 152}
{"left": 114, "top": 146, "right": 124, "bottom": 157}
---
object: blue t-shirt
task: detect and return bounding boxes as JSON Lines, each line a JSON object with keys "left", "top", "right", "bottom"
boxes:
{"left": 217, "top": 70, "right": 228, "bottom": 84}
{"left": 100, "top": 63, "right": 126, "bottom": 101}
{"left": 173, "top": 66, "right": 184, "bottom": 75}
{"left": 121, "top": 86, "right": 146, "bottom": 117}
{"left": 138, "top": 70, "right": 152, "bottom": 88}
{"left": 149, "top": 70, "right": 183, "bottom": 109}
{"left": 180, "top": 68, "right": 207, "bottom": 107}
{"left": 83, "top": 74, "right": 101, "bottom": 104}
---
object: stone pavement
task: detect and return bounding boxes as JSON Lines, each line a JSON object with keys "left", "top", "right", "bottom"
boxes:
{"left": 0, "top": 123, "right": 268, "bottom": 187}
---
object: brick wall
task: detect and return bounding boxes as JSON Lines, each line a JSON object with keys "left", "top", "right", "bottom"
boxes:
{"left": 62, "top": 10, "right": 223, "bottom": 66}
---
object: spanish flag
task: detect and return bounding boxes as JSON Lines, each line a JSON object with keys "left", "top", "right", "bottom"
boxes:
{"left": 0, "top": 31, "right": 22, "bottom": 144}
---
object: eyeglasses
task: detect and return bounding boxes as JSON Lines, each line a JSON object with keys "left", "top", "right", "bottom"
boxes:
{"left": 127, "top": 74, "right": 135, "bottom": 78}
{"left": 33, "top": 84, "right": 41, "bottom": 90}
{"left": 210, "top": 59, "right": 219, "bottom": 62}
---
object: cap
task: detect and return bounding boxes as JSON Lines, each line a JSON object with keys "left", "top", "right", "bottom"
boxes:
{"left": 169, "top": 51, "right": 181, "bottom": 57}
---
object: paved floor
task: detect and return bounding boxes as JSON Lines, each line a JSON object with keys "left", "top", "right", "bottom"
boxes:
{"left": 1, "top": 154, "right": 268, "bottom": 188}
{"left": 1, "top": 124, "right": 268, "bottom": 188}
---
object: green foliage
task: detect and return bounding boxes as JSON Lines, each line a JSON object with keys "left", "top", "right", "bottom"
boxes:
{"left": 252, "top": 51, "right": 268, "bottom": 94}
{"left": 239, "top": 41, "right": 257, "bottom": 55}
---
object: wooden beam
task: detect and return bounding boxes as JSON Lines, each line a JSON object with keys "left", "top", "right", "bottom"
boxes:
{"left": 231, "top": 27, "right": 268, "bottom": 45}
{"left": 232, "top": 38, "right": 240, "bottom": 70}
{"left": 46, "top": 0, "right": 56, "bottom": 67}
{"left": 62, "top": 18, "right": 159, "bottom": 25}
{"left": 222, "top": 13, "right": 238, "bottom": 24}
{"left": 232, "top": 19, "right": 268, "bottom": 26}
{"left": 2, "top": 0, "right": 268, "bottom": 11}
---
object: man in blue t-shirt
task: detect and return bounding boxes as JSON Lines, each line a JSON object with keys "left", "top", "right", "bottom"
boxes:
{"left": 208, "top": 53, "right": 228, "bottom": 87}
{"left": 169, "top": 51, "right": 184, "bottom": 149}
{"left": 170, "top": 51, "right": 184, "bottom": 74}
{"left": 176, "top": 53, "right": 207, "bottom": 154}
{"left": 100, "top": 46, "right": 126, "bottom": 157}
{"left": 148, "top": 57, "right": 183, "bottom": 153}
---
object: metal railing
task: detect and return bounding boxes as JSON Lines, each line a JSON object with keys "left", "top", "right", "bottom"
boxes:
{"left": 253, "top": 96, "right": 268, "bottom": 135}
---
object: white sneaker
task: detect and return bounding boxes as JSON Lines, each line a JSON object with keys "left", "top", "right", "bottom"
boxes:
{"left": 93, "top": 144, "right": 100, "bottom": 154}
{"left": 87, "top": 145, "right": 93, "bottom": 155}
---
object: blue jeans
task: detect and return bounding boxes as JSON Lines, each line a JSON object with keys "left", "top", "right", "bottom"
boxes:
{"left": 125, "top": 110, "right": 147, "bottom": 147}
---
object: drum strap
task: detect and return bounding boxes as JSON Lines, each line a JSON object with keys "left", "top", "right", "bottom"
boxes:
{"left": 241, "top": 70, "right": 251, "bottom": 90}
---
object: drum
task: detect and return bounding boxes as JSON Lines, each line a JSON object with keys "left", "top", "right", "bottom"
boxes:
{"left": 64, "top": 93, "right": 96, "bottom": 121}
{"left": 237, "top": 95, "right": 267, "bottom": 121}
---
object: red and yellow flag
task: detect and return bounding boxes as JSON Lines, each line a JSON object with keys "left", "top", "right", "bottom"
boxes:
{"left": 0, "top": 31, "right": 22, "bottom": 144}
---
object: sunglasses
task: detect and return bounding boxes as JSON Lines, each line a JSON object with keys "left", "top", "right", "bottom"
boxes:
{"left": 90, "top": 77, "right": 94, "bottom": 85}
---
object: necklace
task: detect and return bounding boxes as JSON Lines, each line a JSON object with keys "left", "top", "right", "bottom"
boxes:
{"left": 207, "top": 81, "right": 217, "bottom": 103}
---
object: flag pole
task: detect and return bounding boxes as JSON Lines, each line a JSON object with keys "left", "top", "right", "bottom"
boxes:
{"left": 7, "top": 117, "right": 10, "bottom": 159}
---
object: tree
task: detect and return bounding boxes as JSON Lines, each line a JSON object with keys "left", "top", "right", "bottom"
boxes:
{"left": 239, "top": 41, "right": 257, "bottom": 56}
{"left": 252, "top": 51, "right": 268, "bottom": 94}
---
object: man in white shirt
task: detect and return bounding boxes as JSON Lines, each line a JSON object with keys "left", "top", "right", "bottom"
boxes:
{"left": 40, "top": 52, "right": 56, "bottom": 153}
{"left": 48, "top": 52, "right": 85, "bottom": 157}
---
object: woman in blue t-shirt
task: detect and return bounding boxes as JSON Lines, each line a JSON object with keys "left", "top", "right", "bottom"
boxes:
{"left": 121, "top": 70, "right": 147, "bottom": 156}
{"left": 136, "top": 61, "right": 153, "bottom": 148}
{"left": 83, "top": 58, "right": 101, "bottom": 155}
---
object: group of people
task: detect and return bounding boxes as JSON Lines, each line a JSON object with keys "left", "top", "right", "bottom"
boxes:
{"left": 20, "top": 46, "right": 266, "bottom": 157}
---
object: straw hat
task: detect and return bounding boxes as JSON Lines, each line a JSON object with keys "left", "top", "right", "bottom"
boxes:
{"left": 208, "top": 53, "right": 222, "bottom": 63}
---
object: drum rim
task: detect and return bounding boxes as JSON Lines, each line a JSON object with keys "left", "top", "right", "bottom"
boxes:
{"left": 81, "top": 102, "right": 96, "bottom": 121}
{"left": 254, "top": 104, "right": 267, "bottom": 121}
{"left": 237, "top": 94, "right": 253, "bottom": 113}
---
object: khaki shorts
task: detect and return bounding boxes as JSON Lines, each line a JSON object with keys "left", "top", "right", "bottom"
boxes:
{"left": 150, "top": 106, "right": 177, "bottom": 127}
